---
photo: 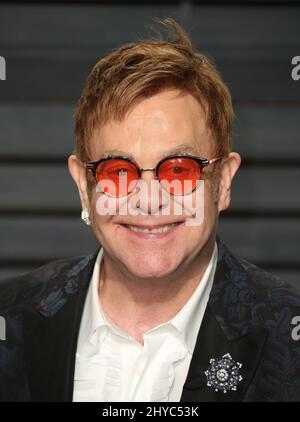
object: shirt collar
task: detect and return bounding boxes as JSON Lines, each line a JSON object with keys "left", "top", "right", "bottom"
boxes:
{"left": 80, "top": 242, "right": 218, "bottom": 352}
{"left": 168, "top": 242, "right": 218, "bottom": 353}
{"left": 78, "top": 247, "right": 106, "bottom": 346}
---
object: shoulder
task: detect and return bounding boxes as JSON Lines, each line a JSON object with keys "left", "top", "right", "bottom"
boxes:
{"left": 217, "top": 239, "right": 300, "bottom": 316}
{"left": 235, "top": 257, "right": 300, "bottom": 366}
{"left": 215, "top": 241, "right": 300, "bottom": 399}
{"left": 239, "top": 259, "right": 300, "bottom": 400}
{"left": 239, "top": 257, "right": 300, "bottom": 317}
{"left": 215, "top": 239, "right": 300, "bottom": 340}
{"left": 0, "top": 251, "right": 99, "bottom": 316}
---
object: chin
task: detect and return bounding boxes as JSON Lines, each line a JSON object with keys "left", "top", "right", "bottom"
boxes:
{"left": 123, "top": 251, "right": 182, "bottom": 280}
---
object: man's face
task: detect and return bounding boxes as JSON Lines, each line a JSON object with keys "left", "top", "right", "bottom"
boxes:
{"left": 70, "top": 88, "right": 240, "bottom": 280}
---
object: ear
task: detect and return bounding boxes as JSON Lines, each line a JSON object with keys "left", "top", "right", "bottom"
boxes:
{"left": 68, "top": 154, "right": 90, "bottom": 210}
{"left": 218, "top": 152, "right": 241, "bottom": 212}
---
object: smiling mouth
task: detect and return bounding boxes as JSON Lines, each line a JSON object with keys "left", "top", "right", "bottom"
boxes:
{"left": 122, "top": 222, "right": 183, "bottom": 234}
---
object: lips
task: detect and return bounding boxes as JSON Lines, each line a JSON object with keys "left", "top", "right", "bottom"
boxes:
{"left": 124, "top": 222, "right": 180, "bottom": 233}
{"left": 119, "top": 221, "right": 184, "bottom": 239}
{"left": 120, "top": 220, "right": 184, "bottom": 229}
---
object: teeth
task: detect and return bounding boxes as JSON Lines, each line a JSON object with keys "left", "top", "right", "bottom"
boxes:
{"left": 126, "top": 223, "right": 178, "bottom": 233}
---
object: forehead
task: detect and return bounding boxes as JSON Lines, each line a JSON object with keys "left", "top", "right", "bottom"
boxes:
{"left": 89, "top": 89, "right": 213, "bottom": 160}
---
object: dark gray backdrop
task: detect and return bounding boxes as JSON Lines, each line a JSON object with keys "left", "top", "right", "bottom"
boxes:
{"left": 0, "top": 1, "right": 299, "bottom": 287}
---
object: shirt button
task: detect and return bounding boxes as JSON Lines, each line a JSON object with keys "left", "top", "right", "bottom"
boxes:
{"left": 136, "top": 363, "right": 145, "bottom": 376}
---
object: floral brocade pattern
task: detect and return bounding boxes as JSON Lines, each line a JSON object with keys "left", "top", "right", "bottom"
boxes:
{"left": 209, "top": 239, "right": 300, "bottom": 401}
{"left": 1, "top": 239, "right": 300, "bottom": 401}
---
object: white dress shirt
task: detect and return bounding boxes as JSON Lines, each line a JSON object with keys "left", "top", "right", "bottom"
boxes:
{"left": 73, "top": 242, "right": 218, "bottom": 402}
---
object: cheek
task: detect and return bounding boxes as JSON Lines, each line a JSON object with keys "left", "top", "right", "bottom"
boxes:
{"left": 177, "top": 181, "right": 217, "bottom": 227}
{"left": 209, "top": 176, "right": 221, "bottom": 206}
{"left": 88, "top": 193, "right": 114, "bottom": 240}
{"left": 203, "top": 178, "right": 220, "bottom": 213}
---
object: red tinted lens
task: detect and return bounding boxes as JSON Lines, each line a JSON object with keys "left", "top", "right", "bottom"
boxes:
{"left": 158, "top": 157, "right": 202, "bottom": 195}
{"left": 96, "top": 159, "right": 138, "bottom": 196}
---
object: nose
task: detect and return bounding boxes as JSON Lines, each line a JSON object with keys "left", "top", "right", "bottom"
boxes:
{"left": 128, "top": 168, "right": 169, "bottom": 215}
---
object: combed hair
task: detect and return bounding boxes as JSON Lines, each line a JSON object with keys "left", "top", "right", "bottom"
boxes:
{"left": 74, "top": 18, "right": 233, "bottom": 162}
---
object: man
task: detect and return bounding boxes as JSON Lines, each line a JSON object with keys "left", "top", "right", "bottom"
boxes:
{"left": 0, "top": 18, "right": 300, "bottom": 402}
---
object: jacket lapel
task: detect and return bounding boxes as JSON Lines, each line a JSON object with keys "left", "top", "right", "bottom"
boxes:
{"left": 180, "top": 306, "right": 268, "bottom": 402}
{"left": 23, "top": 249, "right": 100, "bottom": 402}
{"left": 23, "top": 238, "right": 269, "bottom": 402}
{"left": 181, "top": 238, "right": 268, "bottom": 402}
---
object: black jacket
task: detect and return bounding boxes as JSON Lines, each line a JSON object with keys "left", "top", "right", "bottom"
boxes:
{"left": 0, "top": 238, "right": 300, "bottom": 402}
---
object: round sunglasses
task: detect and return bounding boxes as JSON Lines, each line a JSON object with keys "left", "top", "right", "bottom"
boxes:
{"left": 84, "top": 153, "right": 222, "bottom": 197}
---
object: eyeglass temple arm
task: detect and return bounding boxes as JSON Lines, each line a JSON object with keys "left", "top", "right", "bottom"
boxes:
{"left": 84, "top": 163, "right": 98, "bottom": 175}
{"left": 208, "top": 157, "right": 222, "bottom": 164}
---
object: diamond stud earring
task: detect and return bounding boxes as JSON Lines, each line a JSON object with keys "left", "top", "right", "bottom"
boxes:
{"left": 81, "top": 208, "right": 91, "bottom": 226}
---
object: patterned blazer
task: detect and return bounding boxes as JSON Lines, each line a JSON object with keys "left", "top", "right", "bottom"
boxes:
{"left": 0, "top": 237, "right": 300, "bottom": 402}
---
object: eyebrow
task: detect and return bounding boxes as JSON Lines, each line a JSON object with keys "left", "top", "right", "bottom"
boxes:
{"left": 100, "top": 144, "right": 199, "bottom": 161}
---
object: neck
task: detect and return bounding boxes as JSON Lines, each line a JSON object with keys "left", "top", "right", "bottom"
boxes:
{"left": 99, "top": 238, "right": 215, "bottom": 343}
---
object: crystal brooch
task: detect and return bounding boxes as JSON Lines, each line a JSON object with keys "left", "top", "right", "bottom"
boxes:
{"left": 205, "top": 353, "right": 243, "bottom": 393}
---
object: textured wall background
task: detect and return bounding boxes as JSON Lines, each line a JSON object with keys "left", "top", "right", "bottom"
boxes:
{"left": 0, "top": 0, "right": 299, "bottom": 287}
